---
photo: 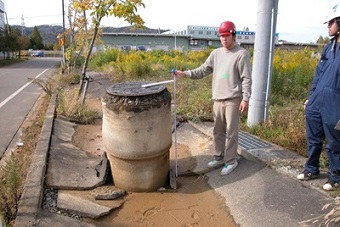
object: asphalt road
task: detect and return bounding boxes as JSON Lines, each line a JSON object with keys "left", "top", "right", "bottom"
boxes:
{"left": 0, "top": 57, "right": 61, "bottom": 159}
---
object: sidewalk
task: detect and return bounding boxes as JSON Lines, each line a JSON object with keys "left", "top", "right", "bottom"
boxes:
{"left": 184, "top": 121, "right": 335, "bottom": 226}
{"left": 13, "top": 73, "right": 338, "bottom": 227}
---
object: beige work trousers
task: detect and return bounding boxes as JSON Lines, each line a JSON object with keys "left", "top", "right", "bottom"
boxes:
{"left": 213, "top": 98, "right": 241, "bottom": 164}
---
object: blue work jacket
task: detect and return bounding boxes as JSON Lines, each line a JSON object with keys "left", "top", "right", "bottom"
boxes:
{"left": 308, "top": 38, "right": 340, "bottom": 126}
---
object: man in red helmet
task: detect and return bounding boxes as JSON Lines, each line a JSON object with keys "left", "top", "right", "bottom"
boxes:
{"left": 174, "top": 21, "right": 252, "bottom": 176}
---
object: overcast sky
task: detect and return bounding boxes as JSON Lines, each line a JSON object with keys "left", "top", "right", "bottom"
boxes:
{"left": 3, "top": 0, "right": 339, "bottom": 43}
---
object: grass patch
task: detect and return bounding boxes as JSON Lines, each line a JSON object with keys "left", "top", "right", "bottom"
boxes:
{"left": 56, "top": 88, "right": 99, "bottom": 124}
{"left": 0, "top": 155, "right": 24, "bottom": 226}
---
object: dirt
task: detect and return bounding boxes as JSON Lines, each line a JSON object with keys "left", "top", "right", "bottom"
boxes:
{"left": 71, "top": 98, "right": 237, "bottom": 227}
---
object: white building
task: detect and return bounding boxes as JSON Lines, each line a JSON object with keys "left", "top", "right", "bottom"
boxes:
{"left": 175, "top": 25, "right": 279, "bottom": 45}
{"left": 0, "top": 0, "right": 5, "bottom": 32}
{"left": 102, "top": 24, "right": 281, "bottom": 52}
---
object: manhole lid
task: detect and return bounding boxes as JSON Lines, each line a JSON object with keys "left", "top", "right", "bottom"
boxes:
{"left": 106, "top": 81, "right": 166, "bottom": 96}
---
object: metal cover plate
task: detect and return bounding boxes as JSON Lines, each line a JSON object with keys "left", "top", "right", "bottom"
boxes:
{"left": 106, "top": 81, "right": 166, "bottom": 96}
{"left": 239, "top": 131, "right": 272, "bottom": 150}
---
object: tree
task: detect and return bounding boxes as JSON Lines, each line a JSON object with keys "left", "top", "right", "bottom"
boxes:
{"left": 70, "top": 0, "right": 145, "bottom": 104}
{"left": 63, "top": 0, "right": 92, "bottom": 73}
{"left": 0, "top": 28, "right": 6, "bottom": 59}
{"left": 0, "top": 25, "right": 30, "bottom": 59}
{"left": 316, "top": 35, "right": 330, "bottom": 45}
{"left": 0, "top": 25, "right": 16, "bottom": 59}
{"left": 10, "top": 28, "right": 30, "bottom": 58}
{"left": 29, "top": 27, "right": 44, "bottom": 50}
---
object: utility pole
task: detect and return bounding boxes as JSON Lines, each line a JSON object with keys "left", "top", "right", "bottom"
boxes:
{"left": 247, "top": 0, "right": 279, "bottom": 126}
{"left": 62, "top": 0, "right": 66, "bottom": 67}
{"left": 21, "top": 14, "right": 25, "bottom": 36}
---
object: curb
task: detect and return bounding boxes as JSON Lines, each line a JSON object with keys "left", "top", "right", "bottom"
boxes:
{"left": 14, "top": 93, "right": 56, "bottom": 227}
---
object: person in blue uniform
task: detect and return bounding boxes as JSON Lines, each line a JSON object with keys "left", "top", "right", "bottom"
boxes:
{"left": 297, "top": 3, "right": 340, "bottom": 191}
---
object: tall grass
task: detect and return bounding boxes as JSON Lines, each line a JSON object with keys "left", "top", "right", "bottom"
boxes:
{"left": 56, "top": 88, "right": 99, "bottom": 124}
{"left": 0, "top": 155, "right": 25, "bottom": 226}
{"left": 271, "top": 48, "right": 318, "bottom": 105}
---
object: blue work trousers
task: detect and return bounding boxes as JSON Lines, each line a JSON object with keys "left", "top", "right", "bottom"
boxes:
{"left": 305, "top": 92, "right": 340, "bottom": 182}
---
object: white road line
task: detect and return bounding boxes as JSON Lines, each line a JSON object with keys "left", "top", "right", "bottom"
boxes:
{"left": 0, "top": 69, "right": 49, "bottom": 109}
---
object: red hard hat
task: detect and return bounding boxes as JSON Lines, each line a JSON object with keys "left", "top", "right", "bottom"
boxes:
{"left": 219, "top": 21, "right": 236, "bottom": 36}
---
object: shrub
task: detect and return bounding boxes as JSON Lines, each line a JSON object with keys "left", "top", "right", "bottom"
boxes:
{"left": 57, "top": 88, "right": 99, "bottom": 124}
{"left": 89, "top": 48, "right": 120, "bottom": 70}
{"left": 271, "top": 48, "right": 318, "bottom": 105}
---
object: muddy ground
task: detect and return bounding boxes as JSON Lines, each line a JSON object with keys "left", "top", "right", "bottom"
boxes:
{"left": 71, "top": 97, "right": 237, "bottom": 226}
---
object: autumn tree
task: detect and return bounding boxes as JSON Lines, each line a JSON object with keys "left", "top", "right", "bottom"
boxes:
{"left": 11, "top": 28, "right": 30, "bottom": 57}
{"left": 69, "top": 0, "right": 145, "bottom": 104}
{"left": 63, "top": 0, "right": 94, "bottom": 73}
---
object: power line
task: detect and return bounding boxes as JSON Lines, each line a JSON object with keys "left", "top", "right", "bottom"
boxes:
{"left": 8, "top": 13, "right": 64, "bottom": 27}
{"left": 8, "top": 14, "right": 62, "bottom": 20}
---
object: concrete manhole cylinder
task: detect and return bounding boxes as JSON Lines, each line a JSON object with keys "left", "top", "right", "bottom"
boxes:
{"left": 102, "top": 81, "right": 172, "bottom": 192}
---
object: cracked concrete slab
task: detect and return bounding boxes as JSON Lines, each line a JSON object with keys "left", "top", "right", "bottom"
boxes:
{"left": 53, "top": 118, "right": 77, "bottom": 142}
{"left": 57, "top": 190, "right": 124, "bottom": 219}
{"left": 45, "top": 118, "right": 108, "bottom": 190}
{"left": 45, "top": 139, "right": 108, "bottom": 190}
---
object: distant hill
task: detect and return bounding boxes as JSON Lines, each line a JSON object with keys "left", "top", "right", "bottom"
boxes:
{"left": 103, "top": 26, "right": 168, "bottom": 34}
{"left": 12, "top": 25, "right": 63, "bottom": 45}
{"left": 11, "top": 25, "right": 169, "bottom": 46}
